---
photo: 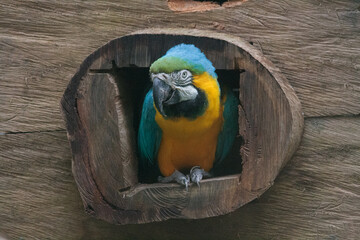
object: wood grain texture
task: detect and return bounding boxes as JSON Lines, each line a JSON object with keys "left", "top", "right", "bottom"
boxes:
{"left": 61, "top": 31, "right": 303, "bottom": 224}
{"left": 167, "top": 0, "right": 247, "bottom": 13}
{"left": 1, "top": 117, "right": 360, "bottom": 239}
{"left": 0, "top": 0, "right": 359, "bottom": 238}
{"left": 0, "top": 131, "right": 86, "bottom": 239}
{"left": 0, "top": 0, "right": 359, "bottom": 133}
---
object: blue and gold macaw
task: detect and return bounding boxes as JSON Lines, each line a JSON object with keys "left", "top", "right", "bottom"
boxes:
{"left": 138, "top": 44, "right": 238, "bottom": 189}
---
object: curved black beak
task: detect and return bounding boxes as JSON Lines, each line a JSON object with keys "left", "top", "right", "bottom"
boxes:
{"left": 152, "top": 77, "right": 172, "bottom": 117}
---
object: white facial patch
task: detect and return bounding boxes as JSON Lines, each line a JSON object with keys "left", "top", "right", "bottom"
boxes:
{"left": 151, "top": 70, "right": 198, "bottom": 102}
{"left": 175, "top": 85, "right": 198, "bottom": 102}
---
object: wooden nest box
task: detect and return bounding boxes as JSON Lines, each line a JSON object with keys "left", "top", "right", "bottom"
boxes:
{"left": 61, "top": 28, "right": 304, "bottom": 224}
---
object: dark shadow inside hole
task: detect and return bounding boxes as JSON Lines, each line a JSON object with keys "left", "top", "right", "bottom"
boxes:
{"left": 108, "top": 65, "right": 244, "bottom": 183}
{"left": 86, "top": 204, "right": 94, "bottom": 213}
{"left": 193, "top": 0, "right": 229, "bottom": 6}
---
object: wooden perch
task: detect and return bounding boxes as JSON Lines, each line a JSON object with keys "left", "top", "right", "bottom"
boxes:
{"left": 61, "top": 28, "right": 304, "bottom": 224}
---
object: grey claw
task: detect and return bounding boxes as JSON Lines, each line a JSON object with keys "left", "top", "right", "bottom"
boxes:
{"left": 176, "top": 175, "right": 190, "bottom": 191}
{"left": 190, "top": 166, "right": 211, "bottom": 187}
{"left": 190, "top": 166, "right": 202, "bottom": 184}
{"left": 158, "top": 170, "right": 190, "bottom": 190}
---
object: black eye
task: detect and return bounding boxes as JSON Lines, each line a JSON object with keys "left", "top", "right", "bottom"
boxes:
{"left": 181, "top": 71, "right": 187, "bottom": 78}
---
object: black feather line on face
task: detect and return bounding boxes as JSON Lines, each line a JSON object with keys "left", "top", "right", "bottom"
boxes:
{"left": 162, "top": 87, "right": 208, "bottom": 120}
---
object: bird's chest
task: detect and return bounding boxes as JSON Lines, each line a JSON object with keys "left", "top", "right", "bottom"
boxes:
{"left": 155, "top": 106, "right": 223, "bottom": 176}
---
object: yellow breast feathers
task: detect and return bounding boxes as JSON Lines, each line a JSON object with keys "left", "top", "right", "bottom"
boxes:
{"left": 155, "top": 72, "right": 224, "bottom": 176}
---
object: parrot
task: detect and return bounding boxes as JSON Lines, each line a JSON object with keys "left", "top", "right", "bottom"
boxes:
{"left": 138, "top": 44, "right": 238, "bottom": 189}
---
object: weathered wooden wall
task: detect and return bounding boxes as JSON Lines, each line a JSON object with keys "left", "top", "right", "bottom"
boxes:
{"left": 0, "top": 0, "right": 359, "bottom": 239}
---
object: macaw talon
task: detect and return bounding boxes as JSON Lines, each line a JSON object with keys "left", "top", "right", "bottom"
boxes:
{"left": 158, "top": 170, "right": 190, "bottom": 190}
{"left": 177, "top": 175, "right": 190, "bottom": 191}
{"left": 190, "top": 166, "right": 212, "bottom": 188}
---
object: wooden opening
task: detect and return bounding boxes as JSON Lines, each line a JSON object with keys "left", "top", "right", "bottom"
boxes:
{"left": 61, "top": 28, "right": 304, "bottom": 225}
{"left": 168, "top": 0, "right": 247, "bottom": 13}
{"left": 89, "top": 64, "right": 243, "bottom": 183}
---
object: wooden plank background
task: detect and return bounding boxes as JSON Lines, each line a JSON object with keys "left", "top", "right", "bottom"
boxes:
{"left": 1, "top": 0, "right": 359, "bottom": 239}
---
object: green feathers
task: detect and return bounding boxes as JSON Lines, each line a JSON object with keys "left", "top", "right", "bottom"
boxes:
{"left": 150, "top": 44, "right": 217, "bottom": 78}
{"left": 150, "top": 56, "right": 204, "bottom": 76}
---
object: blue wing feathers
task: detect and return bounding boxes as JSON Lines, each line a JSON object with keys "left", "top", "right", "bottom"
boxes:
{"left": 215, "top": 89, "right": 239, "bottom": 164}
{"left": 138, "top": 90, "right": 162, "bottom": 167}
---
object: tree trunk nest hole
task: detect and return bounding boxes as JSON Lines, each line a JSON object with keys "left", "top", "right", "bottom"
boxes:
{"left": 61, "top": 28, "right": 303, "bottom": 224}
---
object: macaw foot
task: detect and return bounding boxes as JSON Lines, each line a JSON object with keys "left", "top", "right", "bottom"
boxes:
{"left": 158, "top": 170, "right": 190, "bottom": 190}
{"left": 190, "top": 166, "right": 212, "bottom": 187}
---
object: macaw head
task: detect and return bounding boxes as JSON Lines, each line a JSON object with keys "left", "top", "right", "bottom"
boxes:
{"left": 149, "top": 44, "right": 218, "bottom": 119}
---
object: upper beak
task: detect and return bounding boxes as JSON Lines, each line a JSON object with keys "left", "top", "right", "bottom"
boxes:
{"left": 152, "top": 77, "right": 172, "bottom": 117}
